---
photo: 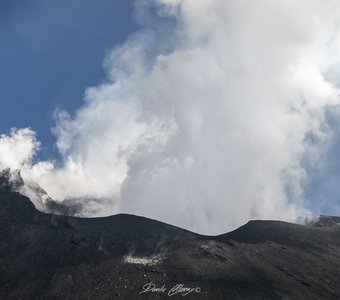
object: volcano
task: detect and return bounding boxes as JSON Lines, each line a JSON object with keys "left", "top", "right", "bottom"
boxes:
{"left": 0, "top": 171, "right": 340, "bottom": 299}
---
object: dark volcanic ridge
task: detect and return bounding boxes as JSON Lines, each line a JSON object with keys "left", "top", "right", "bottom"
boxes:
{"left": 0, "top": 170, "right": 340, "bottom": 299}
{"left": 0, "top": 168, "right": 109, "bottom": 217}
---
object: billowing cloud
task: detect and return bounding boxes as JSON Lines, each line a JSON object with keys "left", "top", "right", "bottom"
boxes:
{"left": 1, "top": 0, "right": 340, "bottom": 234}
{"left": 0, "top": 128, "right": 40, "bottom": 170}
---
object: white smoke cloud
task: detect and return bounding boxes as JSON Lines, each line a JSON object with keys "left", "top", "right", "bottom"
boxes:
{"left": 1, "top": 0, "right": 340, "bottom": 233}
{"left": 0, "top": 128, "right": 40, "bottom": 170}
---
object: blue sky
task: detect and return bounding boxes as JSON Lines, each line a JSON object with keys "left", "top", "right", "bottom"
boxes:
{"left": 0, "top": 0, "right": 138, "bottom": 158}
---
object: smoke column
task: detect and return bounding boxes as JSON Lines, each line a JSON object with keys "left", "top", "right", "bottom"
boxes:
{"left": 1, "top": 0, "right": 340, "bottom": 234}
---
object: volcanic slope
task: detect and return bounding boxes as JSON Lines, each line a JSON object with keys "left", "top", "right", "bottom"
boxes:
{"left": 0, "top": 172, "right": 340, "bottom": 299}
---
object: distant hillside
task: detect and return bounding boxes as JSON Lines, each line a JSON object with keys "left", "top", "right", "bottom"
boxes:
{"left": 1, "top": 171, "right": 340, "bottom": 299}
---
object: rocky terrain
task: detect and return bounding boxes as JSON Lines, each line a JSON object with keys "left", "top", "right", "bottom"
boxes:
{"left": 1, "top": 170, "right": 340, "bottom": 299}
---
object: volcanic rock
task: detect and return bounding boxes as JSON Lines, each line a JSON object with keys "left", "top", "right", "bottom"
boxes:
{"left": 0, "top": 173, "right": 340, "bottom": 299}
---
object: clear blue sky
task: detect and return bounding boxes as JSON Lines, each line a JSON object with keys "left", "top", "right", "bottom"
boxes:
{"left": 0, "top": 0, "right": 138, "bottom": 158}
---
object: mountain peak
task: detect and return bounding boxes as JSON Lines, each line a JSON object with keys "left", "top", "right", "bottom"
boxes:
{"left": 0, "top": 168, "right": 24, "bottom": 193}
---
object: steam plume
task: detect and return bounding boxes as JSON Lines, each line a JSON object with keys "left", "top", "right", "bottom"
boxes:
{"left": 1, "top": 0, "right": 340, "bottom": 233}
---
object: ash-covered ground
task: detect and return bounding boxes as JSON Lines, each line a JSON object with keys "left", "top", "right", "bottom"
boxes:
{"left": 1, "top": 171, "right": 340, "bottom": 299}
